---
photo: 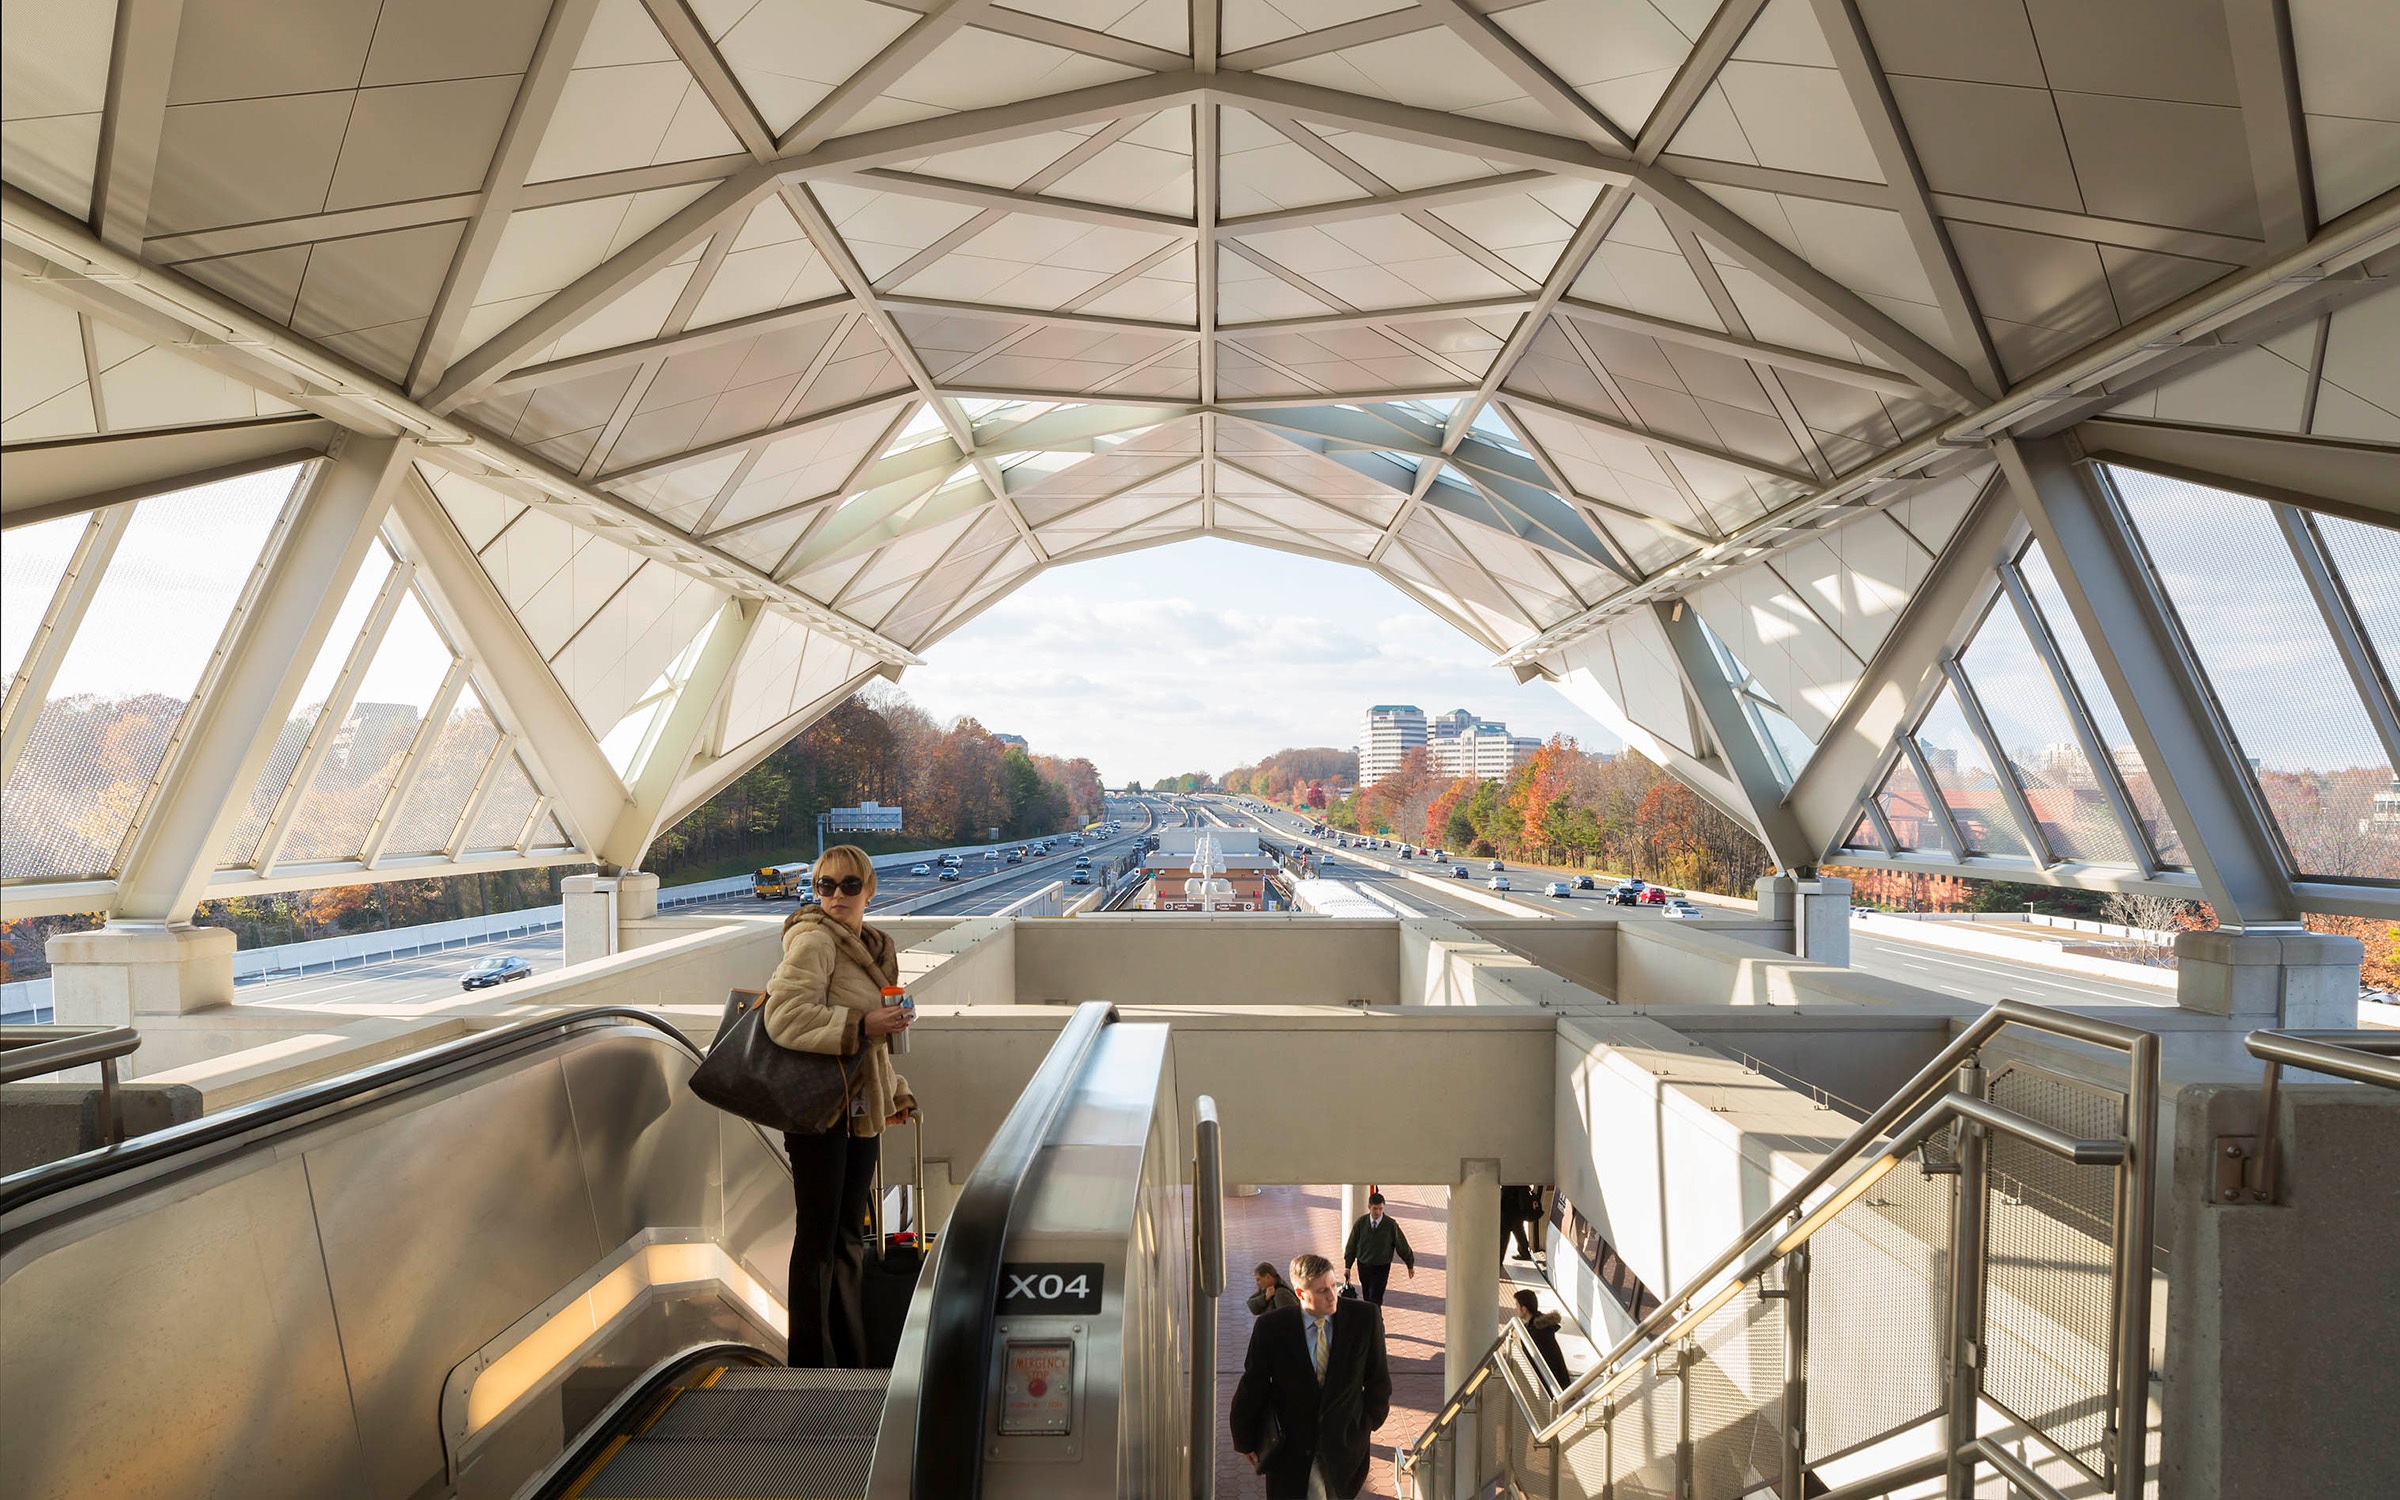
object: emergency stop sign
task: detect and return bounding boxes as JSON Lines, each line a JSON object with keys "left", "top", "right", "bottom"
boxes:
{"left": 1000, "top": 1338, "right": 1074, "bottom": 1435}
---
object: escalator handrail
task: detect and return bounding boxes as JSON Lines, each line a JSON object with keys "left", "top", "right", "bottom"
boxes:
{"left": 912, "top": 999, "right": 1117, "bottom": 1500}
{"left": 0, "top": 1005, "right": 706, "bottom": 1221}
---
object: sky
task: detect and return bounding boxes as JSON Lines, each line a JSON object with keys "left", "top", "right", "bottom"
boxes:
{"left": 896, "top": 536, "right": 1624, "bottom": 787}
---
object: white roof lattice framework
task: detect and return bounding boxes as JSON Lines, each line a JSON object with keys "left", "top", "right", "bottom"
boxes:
{"left": 1, "top": 0, "right": 2396, "bottom": 926}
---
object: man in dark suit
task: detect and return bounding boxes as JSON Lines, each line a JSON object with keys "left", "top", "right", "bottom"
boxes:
{"left": 1231, "top": 1253, "right": 1393, "bottom": 1499}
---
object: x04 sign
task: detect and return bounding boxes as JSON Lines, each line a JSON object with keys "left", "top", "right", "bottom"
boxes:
{"left": 997, "top": 1262, "right": 1104, "bottom": 1315}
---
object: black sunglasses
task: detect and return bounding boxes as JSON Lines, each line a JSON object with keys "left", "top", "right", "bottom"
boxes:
{"left": 814, "top": 875, "right": 866, "bottom": 897}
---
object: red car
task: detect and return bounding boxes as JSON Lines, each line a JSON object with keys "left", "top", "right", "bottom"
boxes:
{"left": 1639, "top": 887, "right": 1672, "bottom": 906}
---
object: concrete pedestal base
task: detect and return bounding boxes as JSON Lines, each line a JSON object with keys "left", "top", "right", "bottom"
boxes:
{"left": 562, "top": 872, "right": 662, "bottom": 965}
{"left": 2173, "top": 927, "right": 2362, "bottom": 1025}
{"left": 1754, "top": 874, "right": 1852, "bottom": 965}
{"left": 47, "top": 923, "right": 235, "bottom": 1021}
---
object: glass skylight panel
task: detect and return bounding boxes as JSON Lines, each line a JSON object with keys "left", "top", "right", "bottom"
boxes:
{"left": 1, "top": 465, "right": 298, "bottom": 880}
{"left": 1844, "top": 810, "right": 1882, "bottom": 850}
{"left": 2015, "top": 543, "right": 2188, "bottom": 866}
{"left": 1960, "top": 599, "right": 2138, "bottom": 867}
{"left": 2109, "top": 466, "right": 2397, "bottom": 882}
{"left": 464, "top": 754, "right": 540, "bottom": 852}
{"left": 1752, "top": 698, "right": 1817, "bottom": 784}
{"left": 887, "top": 404, "right": 951, "bottom": 455}
{"left": 1912, "top": 684, "right": 2029, "bottom": 858}
{"left": 1469, "top": 404, "right": 1526, "bottom": 452}
{"left": 382, "top": 685, "right": 503, "bottom": 857}
{"left": 600, "top": 693, "right": 667, "bottom": 776}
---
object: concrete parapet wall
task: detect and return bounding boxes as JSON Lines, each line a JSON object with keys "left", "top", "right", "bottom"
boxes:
{"left": 1011, "top": 915, "right": 1398, "bottom": 1006}
{"left": 1551, "top": 1014, "right": 1855, "bottom": 1333}
{"left": 1616, "top": 919, "right": 1931, "bottom": 1009}
{"left": 2163, "top": 1081, "right": 2400, "bottom": 1499}
{"left": 886, "top": 1004, "right": 1557, "bottom": 1192}
{"left": 1400, "top": 917, "right": 1613, "bottom": 1012}
{"left": 1854, "top": 909, "right": 2179, "bottom": 990}
{"left": 1456, "top": 918, "right": 1617, "bottom": 997}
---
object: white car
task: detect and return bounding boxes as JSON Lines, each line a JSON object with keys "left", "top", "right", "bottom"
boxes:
{"left": 1487, "top": 875, "right": 1512, "bottom": 891}
{"left": 941, "top": 854, "right": 963, "bottom": 866}
{"left": 1545, "top": 881, "right": 1571, "bottom": 897}
{"left": 1663, "top": 899, "right": 1703, "bottom": 919}
{"left": 909, "top": 863, "right": 932, "bottom": 876}
{"left": 1487, "top": 859, "right": 1506, "bottom": 871}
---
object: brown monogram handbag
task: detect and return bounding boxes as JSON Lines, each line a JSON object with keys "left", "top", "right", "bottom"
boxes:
{"left": 687, "top": 987, "right": 867, "bottom": 1134}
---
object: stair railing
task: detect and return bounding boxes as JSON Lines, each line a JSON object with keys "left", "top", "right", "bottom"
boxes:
{"left": 1397, "top": 998, "right": 2160, "bottom": 1500}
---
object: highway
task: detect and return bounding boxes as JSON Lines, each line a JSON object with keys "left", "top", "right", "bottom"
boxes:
{"left": 241, "top": 797, "right": 1157, "bottom": 1013}
{"left": 1216, "top": 796, "right": 2178, "bottom": 1011}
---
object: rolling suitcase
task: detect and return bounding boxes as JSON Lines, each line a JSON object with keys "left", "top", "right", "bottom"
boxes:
{"left": 863, "top": 1109, "right": 932, "bottom": 1367}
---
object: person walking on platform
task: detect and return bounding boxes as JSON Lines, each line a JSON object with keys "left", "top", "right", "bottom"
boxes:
{"left": 760, "top": 845, "right": 916, "bottom": 1368}
{"left": 1232, "top": 1253, "right": 1393, "bottom": 1499}
{"left": 1249, "top": 1261, "right": 1300, "bottom": 1317}
{"left": 1342, "top": 1192, "right": 1415, "bottom": 1305}
{"left": 1514, "top": 1289, "right": 1572, "bottom": 1390}
{"left": 1501, "top": 1184, "right": 1539, "bottom": 1261}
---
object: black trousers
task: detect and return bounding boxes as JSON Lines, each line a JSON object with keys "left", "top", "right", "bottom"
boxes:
{"left": 1356, "top": 1261, "right": 1392, "bottom": 1304}
{"left": 1504, "top": 1215, "right": 1535, "bottom": 1260}
{"left": 785, "top": 1128, "right": 879, "bottom": 1368}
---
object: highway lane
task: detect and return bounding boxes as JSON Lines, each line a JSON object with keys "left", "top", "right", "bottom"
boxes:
{"left": 1221, "top": 796, "right": 2177, "bottom": 1011}
{"left": 239, "top": 798, "right": 1156, "bottom": 1012}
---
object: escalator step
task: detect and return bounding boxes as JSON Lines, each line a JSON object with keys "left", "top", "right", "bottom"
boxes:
{"left": 708, "top": 1368, "right": 888, "bottom": 1392}
{"left": 644, "top": 1388, "right": 885, "bottom": 1441}
{"left": 574, "top": 1436, "right": 874, "bottom": 1498}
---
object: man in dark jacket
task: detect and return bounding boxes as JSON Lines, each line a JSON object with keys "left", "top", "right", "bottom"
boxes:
{"left": 1514, "top": 1288, "right": 1572, "bottom": 1390}
{"left": 1232, "top": 1253, "right": 1393, "bottom": 1499}
{"left": 1341, "top": 1192, "right": 1415, "bottom": 1305}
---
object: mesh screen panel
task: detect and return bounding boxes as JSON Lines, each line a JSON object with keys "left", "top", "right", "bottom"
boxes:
{"left": 383, "top": 691, "right": 500, "bottom": 856}
{"left": 2, "top": 473, "right": 290, "bottom": 879}
{"left": 1607, "top": 1362, "right": 1681, "bottom": 1500}
{"left": 1873, "top": 755, "right": 1944, "bottom": 852}
{"left": 465, "top": 753, "right": 539, "bottom": 850}
{"left": 1912, "top": 684, "right": 2030, "bottom": 857}
{"left": 1980, "top": 1067, "right": 2126, "bottom": 1481}
{"left": 1805, "top": 1162, "right": 1949, "bottom": 1464}
{"left": 1559, "top": 1415, "right": 1609, "bottom": 1500}
{"left": 220, "top": 549, "right": 391, "bottom": 866}
{"left": 2016, "top": 543, "right": 2188, "bottom": 865}
{"left": 1687, "top": 1291, "right": 1785, "bottom": 1499}
{"left": 1961, "top": 601, "right": 2139, "bottom": 867}
{"left": 279, "top": 590, "right": 454, "bottom": 863}
{"left": 1499, "top": 1344, "right": 1557, "bottom": 1500}
{"left": 0, "top": 512, "right": 84, "bottom": 693}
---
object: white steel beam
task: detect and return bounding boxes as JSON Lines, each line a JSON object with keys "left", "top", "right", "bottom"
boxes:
{"left": 411, "top": 0, "right": 604, "bottom": 396}
{"left": 2071, "top": 418, "right": 2400, "bottom": 527}
{"left": 386, "top": 466, "right": 632, "bottom": 850}
{"left": 783, "top": 0, "right": 995, "bottom": 155}
{"left": 1496, "top": 389, "right": 1819, "bottom": 489}
{"left": 487, "top": 296, "right": 854, "bottom": 396}
{"left": 1556, "top": 299, "right": 1923, "bottom": 398}
{"left": 0, "top": 506, "right": 132, "bottom": 785}
{"left": 0, "top": 415, "right": 340, "bottom": 528}
{"left": 2222, "top": 0, "right": 2317, "bottom": 253}
{"left": 111, "top": 439, "right": 414, "bottom": 919}
{"left": 1654, "top": 598, "right": 1818, "bottom": 870}
{"left": 90, "top": 0, "right": 186, "bottom": 252}
{"left": 599, "top": 596, "right": 761, "bottom": 869}
{"left": 2000, "top": 436, "right": 2301, "bottom": 924}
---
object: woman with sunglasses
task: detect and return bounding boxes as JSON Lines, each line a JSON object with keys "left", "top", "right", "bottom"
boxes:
{"left": 759, "top": 843, "right": 917, "bottom": 1367}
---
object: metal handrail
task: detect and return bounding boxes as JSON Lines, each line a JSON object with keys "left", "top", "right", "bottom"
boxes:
{"left": 0, "top": 1006, "right": 710, "bottom": 1222}
{"left": 1397, "top": 997, "right": 2160, "bottom": 1500}
{"left": 0, "top": 1023, "right": 141, "bottom": 1148}
{"left": 2245, "top": 1027, "right": 2400, "bottom": 1203}
{"left": 911, "top": 999, "right": 1116, "bottom": 1500}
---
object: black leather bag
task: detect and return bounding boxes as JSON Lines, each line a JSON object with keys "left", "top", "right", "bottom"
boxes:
{"left": 688, "top": 987, "right": 866, "bottom": 1135}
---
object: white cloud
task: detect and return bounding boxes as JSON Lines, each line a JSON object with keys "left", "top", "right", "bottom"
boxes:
{"left": 897, "top": 538, "right": 1621, "bottom": 784}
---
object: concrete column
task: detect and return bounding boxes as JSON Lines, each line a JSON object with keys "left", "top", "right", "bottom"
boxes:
{"left": 1447, "top": 1161, "right": 1502, "bottom": 1500}
{"left": 47, "top": 924, "right": 235, "bottom": 1026}
{"left": 1753, "top": 874, "right": 1852, "bottom": 965}
{"left": 1341, "top": 1182, "right": 1374, "bottom": 1232}
{"left": 2173, "top": 927, "right": 2363, "bottom": 1025}
{"left": 561, "top": 872, "right": 661, "bottom": 964}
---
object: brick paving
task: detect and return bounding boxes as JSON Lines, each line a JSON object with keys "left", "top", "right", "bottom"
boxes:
{"left": 1213, "top": 1184, "right": 1509, "bottom": 1499}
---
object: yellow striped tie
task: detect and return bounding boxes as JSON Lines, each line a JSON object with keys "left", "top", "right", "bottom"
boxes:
{"left": 1311, "top": 1316, "right": 1329, "bottom": 1380}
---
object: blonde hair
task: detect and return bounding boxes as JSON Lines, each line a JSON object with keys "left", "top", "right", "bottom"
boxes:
{"left": 816, "top": 844, "right": 878, "bottom": 900}
{"left": 1289, "top": 1252, "right": 1334, "bottom": 1288}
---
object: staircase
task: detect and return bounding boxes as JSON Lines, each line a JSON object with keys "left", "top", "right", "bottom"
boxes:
{"left": 1397, "top": 1000, "right": 2162, "bottom": 1500}
{"left": 555, "top": 1367, "right": 888, "bottom": 1500}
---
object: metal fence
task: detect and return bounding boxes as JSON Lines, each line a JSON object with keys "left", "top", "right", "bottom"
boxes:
{"left": 1399, "top": 999, "right": 2163, "bottom": 1500}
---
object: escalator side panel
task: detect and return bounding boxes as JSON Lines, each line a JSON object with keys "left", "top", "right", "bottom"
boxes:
{"left": 0, "top": 1151, "right": 370, "bottom": 1500}
{"left": 0, "top": 1024, "right": 791, "bottom": 1500}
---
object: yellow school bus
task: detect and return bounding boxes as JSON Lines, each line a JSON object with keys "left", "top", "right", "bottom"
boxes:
{"left": 752, "top": 862, "right": 810, "bottom": 899}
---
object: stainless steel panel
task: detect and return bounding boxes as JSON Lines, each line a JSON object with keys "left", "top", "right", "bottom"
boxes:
{"left": 0, "top": 1154, "right": 367, "bottom": 1500}
{"left": 303, "top": 1055, "right": 607, "bottom": 1497}
{"left": 719, "top": 1109, "right": 796, "bottom": 1302}
{"left": 559, "top": 1033, "right": 721, "bottom": 1246}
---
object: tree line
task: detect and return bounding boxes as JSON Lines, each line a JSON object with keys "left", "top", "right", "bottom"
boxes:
{"left": 1229, "top": 736, "right": 1775, "bottom": 897}
{"left": 645, "top": 684, "right": 1105, "bottom": 881}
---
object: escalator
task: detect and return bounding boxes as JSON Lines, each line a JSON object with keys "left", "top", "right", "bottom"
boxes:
{"left": 0, "top": 1000, "right": 1214, "bottom": 1500}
